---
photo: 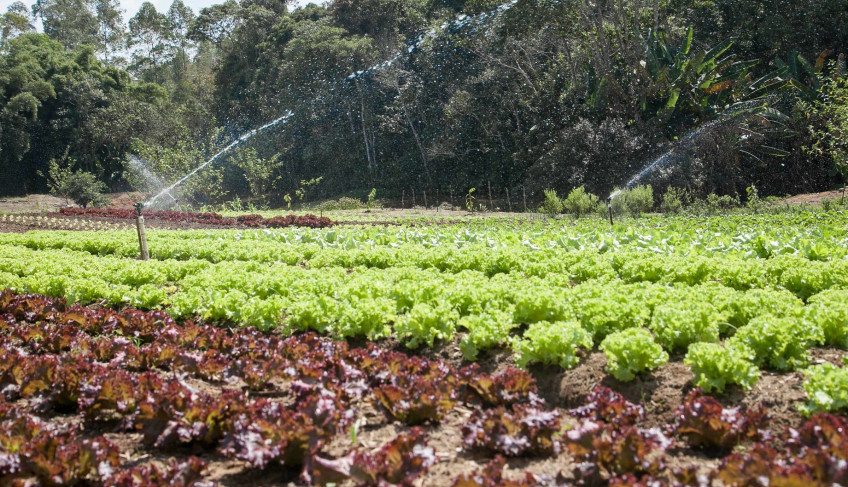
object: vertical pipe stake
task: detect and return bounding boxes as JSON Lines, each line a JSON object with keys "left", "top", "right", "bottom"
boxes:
{"left": 134, "top": 203, "right": 149, "bottom": 261}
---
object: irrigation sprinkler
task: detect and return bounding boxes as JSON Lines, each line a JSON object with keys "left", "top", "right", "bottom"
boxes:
{"left": 134, "top": 202, "right": 150, "bottom": 261}
{"left": 606, "top": 196, "right": 614, "bottom": 226}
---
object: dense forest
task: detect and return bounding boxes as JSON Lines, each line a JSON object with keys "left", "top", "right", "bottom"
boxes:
{"left": 1, "top": 0, "right": 847, "bottom": 206}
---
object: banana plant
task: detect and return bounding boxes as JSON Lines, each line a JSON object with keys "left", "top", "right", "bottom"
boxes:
{"left": 639, "top": 27, "right": 781, "bottom": 123}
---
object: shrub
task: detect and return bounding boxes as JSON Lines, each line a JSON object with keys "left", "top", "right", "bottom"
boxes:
{"left": 317, "top": 197, "right": 366, "bottom": 211}
{"left": 660, "top": 186, "right": 690, "bottom": 213}
{"left": 562, "top": 186, "right": 599, "bottom": 218}
{"left": 600, "top": 328, "right": 668, "bottom": 381}
{"left": 684, "top": 342, "right": 760, "bottom": 394}
{"left": 687, "top": 193, "right": 740, "bottom": 215}
{"left": 513, "top": 320, "right": 592, "bottom": 369}
{"left": 540, "top": 189, "right": 563, "bottom": 217}
{"left": 43, "top": 161, "right": 110, "bottom": 208}
{"left": 611, "top": 185, "right": 654, "bottom": 216}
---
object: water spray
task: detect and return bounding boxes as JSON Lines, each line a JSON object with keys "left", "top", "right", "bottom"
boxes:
{"left": 134, "top": 202, "right": 149, "bottom": 261}
{"left": 606, "top": 196, "right": 614, "bottom": 226}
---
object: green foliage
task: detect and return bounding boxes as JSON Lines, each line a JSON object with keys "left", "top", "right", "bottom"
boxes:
{"left": 562, "top": 187, "right": 599, "bottom": 218}
{"left": 684, "top": 342, "right": 760, "bottom": 394}
{"left": 317, "top": 197, "right": 367, "bottom": 211}
{"left": 465, "top": 188, "right": 476, "bottom": 212}
{"left": 611, "top": 185, "right": 654, "bottom": 216}
{"left": 295, "top": 177, "right": 323, "bottom": 202}
{"left": 809, "top": 78, "right": 848, "bottom": 182}
{"left": 367, "top": 188, "right": 377, "bottom": 209}
{"left": 43, "top": 160, "right": 110, "bottom": 208}
{"left": 800, "top": 361, "right": 848, "bottom": 416}
{"left": 0, "top": 33, "right": 174, "bottom": 195}
{"left": 233, "top": 148, "right": 283, "bottom": 208}
{"left": 129, "top": 139, "right": 227, "bottom": 207}
{"left": 513, "top": 321, "right": 592, "bottom": 369}
{"left": 727, "top": 315, "right": 823, "bottom": 371}
{"left": 687, "top": 194, "right": 741, "bottom": 216}
{"left": 660, "top": 187, "right": 691, "bottom": 213}
{"left": 540, "top": 189, "right": 563, "bottom": 217}
{"left": 599, "top": 328, "right": 668, "bottom": 382}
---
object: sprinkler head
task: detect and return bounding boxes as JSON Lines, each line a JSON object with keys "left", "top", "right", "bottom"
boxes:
{"left": 134, "top": 202, "right": 144, "bottom": 217}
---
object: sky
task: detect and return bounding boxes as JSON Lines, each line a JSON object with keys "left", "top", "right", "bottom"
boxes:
{"left": 1, "top": 0, "right": 317, "bottom": 24}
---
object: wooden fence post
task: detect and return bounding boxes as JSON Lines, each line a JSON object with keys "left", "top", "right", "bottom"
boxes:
{"left": 506, "top": 188, "right": 512, "bottom": 212}
{"left": 488, "top": 181, "right": 494, "bottom": 211}
{"left": 402, "top": 190, "right": 405, "bottom": 208}
{"left": 423, "top": 190, "right": 427, "bottom": 208}
{"left": 522, "top": 186, "right": 527, "bottom": 213}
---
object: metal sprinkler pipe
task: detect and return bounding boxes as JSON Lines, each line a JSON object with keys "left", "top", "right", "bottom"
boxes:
{"left": 606, "top": 196, "right": 614, "bottom": 226}
{"left": 134, "top": 202, "right": 149, "bottom": 261}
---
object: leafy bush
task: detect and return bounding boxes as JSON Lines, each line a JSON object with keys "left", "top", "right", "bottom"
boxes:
{"left": 660, "top": 186, "right": 690, "bottom": 213}
{"left": 809, "top": 77, "right": 848, "bottom": 184}
{"left": 727, "top": 315, "right": 822, "bottom": 371}
{"left": 687, "top": 193, "right": 741, "bottom": 216}
{"left": 562, "top": 186, "right": 599, "bottom": 218}
{"left": 600, "top": 328, "right": 668, "bottom": 381}
{"left": 232, "top": 148, "right": 283, "bottom": 208}
{"left": 43, "top": 161, "right": 110, "bottom": 209}
{"left": 611, "top": 185, "right": 654, "bottom": 216}
{"left": 540, "top": 189, "right": 563, "bottom": 217}
{"left": 648, "top": 301, "right": 721, "bottom": 352}
{"left": 684, "top": 342, "right": 760, "bottom": 393}
{"left": 800, "top": 361, "right": 848, "bottom": 415}
{"left": 513, "top": 320, "right": 592, "bottom": 369}
{"left": 317, "top": 197, "right": 366, "bottom": 211}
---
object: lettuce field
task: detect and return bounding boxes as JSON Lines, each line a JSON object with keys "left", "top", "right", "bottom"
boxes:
{"left": 1, "top": 208, "right": 848, "bottom": 486}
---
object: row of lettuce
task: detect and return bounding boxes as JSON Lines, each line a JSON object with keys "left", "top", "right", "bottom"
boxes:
{"left": 3, "top": 211, "right": 848, "bottom": 263}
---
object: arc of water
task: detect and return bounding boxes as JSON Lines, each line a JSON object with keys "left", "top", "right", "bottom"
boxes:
{"left": 142, "top": 1, "right": 522, "bottom": 207}
{"left": 609, "top": 101, "right": 770, "bottom": 200}
{"left": 346, "top": 0, "right": 519, "bottom": 81}
{"left": 145, "top": 111, "right": 294, "bottom": 207}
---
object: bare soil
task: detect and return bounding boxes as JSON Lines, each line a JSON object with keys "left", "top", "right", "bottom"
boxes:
{"left": 778, "top": 187, "right": 846, "bottom": 206}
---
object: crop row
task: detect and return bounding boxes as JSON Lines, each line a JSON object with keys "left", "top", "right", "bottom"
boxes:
{"left": 3, "top": 230, "right": 848, "bottom": 299}
{"left": 2, "top": 290, "right": 848, "bottom": 486}
{"left": 6, "top": 210, "right": 848, "bottom": 263}
{"left": 56, "top": 207, "right": 335, "bottom": 228}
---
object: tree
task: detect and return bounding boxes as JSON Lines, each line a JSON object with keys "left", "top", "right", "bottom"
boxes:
{"left": 94, "top": 0, "right": 124, "bottom": 63}
{"left": 33, "top": 0, "right": 98, "bottom": 49}
{"left": 127, "top": 2, "right": 171, "bottom": 82}
{"left": 166, "top": 0, "right": 195, "bottom": 74}
{"left": 1, "top": 2, "right": 33, "bottom": 48}
{"left": 0, "top": 33, "right": 176, "bottom": 195}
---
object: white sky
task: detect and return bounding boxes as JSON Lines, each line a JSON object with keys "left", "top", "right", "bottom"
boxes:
{"left": 1, "top": 0, "right": 316, "bottom": 25}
